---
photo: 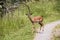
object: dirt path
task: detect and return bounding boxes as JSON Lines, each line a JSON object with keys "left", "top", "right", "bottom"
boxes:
{"left": 34, "top": 20, "right": 60, "bottom": 40}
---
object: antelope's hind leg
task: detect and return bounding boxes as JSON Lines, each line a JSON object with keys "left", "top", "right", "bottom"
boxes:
{"left": 39, "top": 22, "right": 44, "bottom": 31}
{"left": 39, "top": 22, "right": 43, "bottom": 26}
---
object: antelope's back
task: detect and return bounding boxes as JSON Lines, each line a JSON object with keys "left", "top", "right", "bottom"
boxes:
{"left": 32, "top": 16, "right": 43, "bottom": 22}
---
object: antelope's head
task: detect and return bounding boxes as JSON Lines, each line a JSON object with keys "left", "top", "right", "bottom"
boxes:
{"left": 26, "top": 13, "right": 32, "bottom": 16}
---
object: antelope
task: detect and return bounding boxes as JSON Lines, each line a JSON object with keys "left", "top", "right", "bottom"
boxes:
{"left": 22, "top": 3, "right": 44, "bottom": 33}
{"left": 26, "top": 13, "right": 44, "bottom": 33}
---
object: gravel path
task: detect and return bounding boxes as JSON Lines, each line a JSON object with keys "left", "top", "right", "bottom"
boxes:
{"left": 34, "top": 20, "right": 60, "bottom": 40}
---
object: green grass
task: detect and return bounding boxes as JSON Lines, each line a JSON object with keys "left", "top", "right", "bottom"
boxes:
{"left": 0, "top": 0, "right": 60, "bottom": 40}
{"left": 53, "top": 25, "right": 60, "bottom": 40}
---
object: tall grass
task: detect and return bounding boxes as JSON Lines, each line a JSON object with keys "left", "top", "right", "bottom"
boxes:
{"left": 0, "top": 0, "right": 60, "bottom": 40}
{"left": 52, "top": 25, "right": 60, "bottom": 40}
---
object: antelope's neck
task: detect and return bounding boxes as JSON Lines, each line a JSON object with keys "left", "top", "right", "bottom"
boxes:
{"left": 27, "top": 15, "right": 33, "bottom": 23}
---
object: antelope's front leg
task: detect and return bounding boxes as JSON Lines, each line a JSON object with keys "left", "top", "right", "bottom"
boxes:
{"left": 32, "top": 26, "right": 35, "bottom": 33}
{"left": 32, "top": 24, "right": 37, "bottom": 33}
